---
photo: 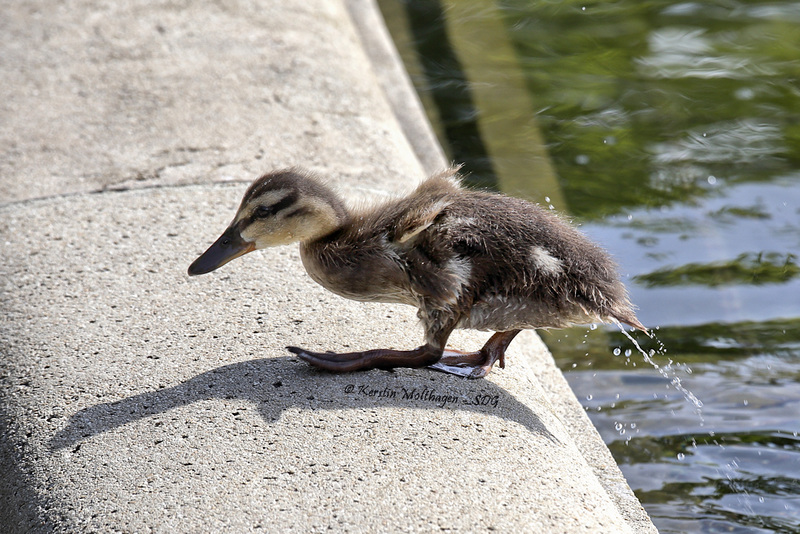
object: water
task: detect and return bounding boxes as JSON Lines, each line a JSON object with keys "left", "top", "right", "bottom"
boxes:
{"left": 379, "top": 1, "right": 800, "bottom": 531}
{"left": 617, "top": 326, "right": 704, "bottom": 413}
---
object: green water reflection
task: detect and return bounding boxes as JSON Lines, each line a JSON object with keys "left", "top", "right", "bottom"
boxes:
{"left": 502, "top": 0, "right": 800, "bottom": 220}
{"left": 380, "top": 0, "right": 800, "bottom": 532}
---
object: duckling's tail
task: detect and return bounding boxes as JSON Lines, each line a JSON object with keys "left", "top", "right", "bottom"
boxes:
{"left": 612, "top": 313, "right": 648, "bottom": 334}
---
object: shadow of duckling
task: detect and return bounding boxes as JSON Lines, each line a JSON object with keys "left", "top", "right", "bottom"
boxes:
{"left": 49, "top": 356, "right": 558, "bottom": 451}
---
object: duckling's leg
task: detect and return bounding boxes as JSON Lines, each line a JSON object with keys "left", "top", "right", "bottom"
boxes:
{"left": 289, "top": 316, "right": 459, "bottom": 373}
{"left": 429, "top": 330, "right": 521, "bottom": 379}
{"left": 287, "top": 344, "right": 444, "bottom": 373}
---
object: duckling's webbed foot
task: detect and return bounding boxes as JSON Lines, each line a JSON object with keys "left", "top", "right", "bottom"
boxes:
{"left": 288, "top": 344, "right": 443, "bottom": 373}
{"left": 428, "top": 330, "right": 521, "bottom": 379}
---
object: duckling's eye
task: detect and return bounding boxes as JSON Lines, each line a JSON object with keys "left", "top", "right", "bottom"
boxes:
{"left": 253, "top": 192, "right": 297, "bottom": 219}
{"left": 255, "top": 205, "right": 274, "bottom": 218}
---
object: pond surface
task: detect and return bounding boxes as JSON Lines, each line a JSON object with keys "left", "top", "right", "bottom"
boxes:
{"left": 380, "top": 1, "right": 800, "bottom": 531}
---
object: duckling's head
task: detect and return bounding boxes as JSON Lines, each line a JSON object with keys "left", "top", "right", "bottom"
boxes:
{"left": 188, "top": 169, "right": 348, "bottom": 276}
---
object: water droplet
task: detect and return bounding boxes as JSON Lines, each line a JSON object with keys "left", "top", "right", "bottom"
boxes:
{"left": 615, "top": 423, "right": 623, "bottom": 431}
{"left": 586, "top": 394, "right": 593, "bottom": 401}
{"left": 624, "top": 349, "right": 632, "bottom": 357}
{"left": 613, "top": 348, "right": 621, "bottom": 356}
{"left": 759, "top": 497, "right": 764, "bottom": 503}
{"left": 677, "top": 453, "right": 685, "bottom": 461}
{"left": 630, "top": 423, "right": 636, "bottom": 429}
{"left": 707, "top": 175, "right": 716, "bottom": 185}
{"left": 627, "top": 214, "right": 633, "bottom": 221}
{"left": 544, "top": 196, "right": 550, "bottom": 203}
{"left": 743, "top": 399, "right": 749, "bottom": 406}
{"left": 590, "top": 324, "right": 597, "bottom": 330}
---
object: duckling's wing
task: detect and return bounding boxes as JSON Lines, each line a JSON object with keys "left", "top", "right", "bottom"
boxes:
{"left": 393, "top": 199, "right": 451, "bottom": 245}
{"left": 390, "top": 169, "right": 464, "bottom": 245}
{"left": 402, "top": 245, "right": 473, "bottom": 308}
{"left": 388, "top": 199, "right": 474, "bottom": 307}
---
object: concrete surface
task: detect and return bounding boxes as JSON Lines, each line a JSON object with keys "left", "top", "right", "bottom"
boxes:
{"left": 0, "top": 0, "right": 657, "bottom": 532}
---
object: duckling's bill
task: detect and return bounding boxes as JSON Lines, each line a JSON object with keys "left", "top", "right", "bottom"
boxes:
{"left": 187, "top": 227, "right": 255, "bottom": 276}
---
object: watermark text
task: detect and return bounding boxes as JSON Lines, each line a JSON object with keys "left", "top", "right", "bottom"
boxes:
{"left": 343, "top": 383, "right": 499, "bottom": 409}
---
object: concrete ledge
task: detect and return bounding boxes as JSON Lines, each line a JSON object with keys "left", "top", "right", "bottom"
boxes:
{"left": 1, "top": 0, "right": 656, "bottom": 532}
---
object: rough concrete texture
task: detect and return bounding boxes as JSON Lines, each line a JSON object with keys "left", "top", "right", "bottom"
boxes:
{"left": 0, "top": 0, "right": 657, "bottom": 532}
{"left": 0, "top": 0, "right": 424, "bottom": 200}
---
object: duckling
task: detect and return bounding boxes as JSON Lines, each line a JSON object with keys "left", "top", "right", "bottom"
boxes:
{"left": 188, "top": 168, "right": 646, "bottom": 378}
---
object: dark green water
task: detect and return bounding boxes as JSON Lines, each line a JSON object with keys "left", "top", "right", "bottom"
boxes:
{"left": 380, "top": 1, "right": 800, "bottom": 532}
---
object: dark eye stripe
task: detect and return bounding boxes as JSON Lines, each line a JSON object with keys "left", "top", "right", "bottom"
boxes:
{"left": 270, "top": 191, "right": 298, "bottom": 214}
{"left": 254, "top": 191, "right": 298, "bottom": 219}
{"left": 284, "top": 206, "right": 309, "bottom": 218}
